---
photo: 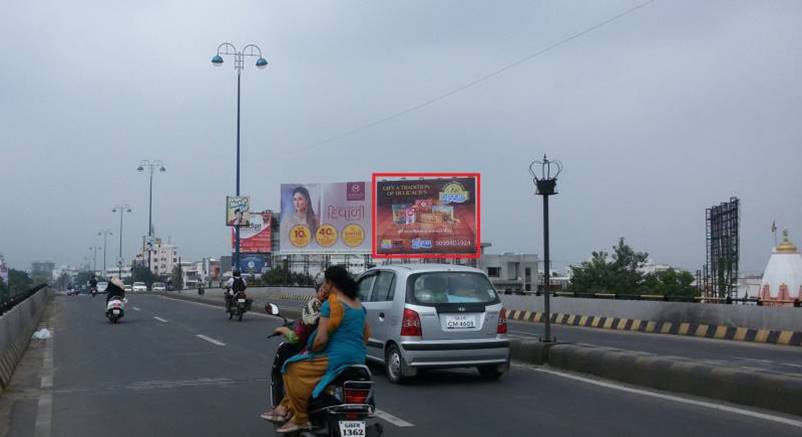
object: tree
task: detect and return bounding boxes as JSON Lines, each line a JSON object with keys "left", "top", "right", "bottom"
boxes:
{"left": 568, "top": 238, "right": 648, "bottom": 294}
{"left": 171, "top": 264, "right": 184, "bottom": 290}
{"left": 131, "top": 264, "right": 159, "bottom": 287}
{"left": 8, "top": 269, "right": 33, "bottom": 295}
{"left": 0, "top": 276, "right": 8, "bottom": 302}
{"left": 642, "top": 268, "right": 698, "bottom": 298}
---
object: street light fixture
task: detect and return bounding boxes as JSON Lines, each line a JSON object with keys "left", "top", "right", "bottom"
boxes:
{"left": 137, "top": 160, "right": 166, "bottom": 272}
{"left": 98, "top": 229, "right": 113, "bottom": 274}
{"left": 112, "top": 205, "right": 132, "bottom": 277}
{"left": 529, "top": 154, "right": 563, "bottom": 343}
{"left": 211, "top": 42, "right": 268, "bottom": 271}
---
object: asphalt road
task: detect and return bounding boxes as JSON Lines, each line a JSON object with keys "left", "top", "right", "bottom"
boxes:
{"left": 7, "top": 295, "right": 802, "bottom": 437}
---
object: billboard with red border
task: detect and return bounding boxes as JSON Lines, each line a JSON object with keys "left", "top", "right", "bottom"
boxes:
{"left": 232, "top": 211, "right": 272, "bottom": 253}
{"left": 372, "top": 173, "right": 480, "bottom": 258}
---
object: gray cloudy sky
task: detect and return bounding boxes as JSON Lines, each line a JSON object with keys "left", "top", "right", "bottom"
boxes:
{"left": 1, "top": 0, "right": 800, "bottom": 274}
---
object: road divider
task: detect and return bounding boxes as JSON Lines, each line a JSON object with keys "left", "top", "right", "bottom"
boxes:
{"left": 1, "top": 286, "right": 50, "bottom": 393}
{"left": 506, "top": 309, "right": 802, "bottom": 347}
{"left": 509, "top": 338, "right": 802, "bottom": 417}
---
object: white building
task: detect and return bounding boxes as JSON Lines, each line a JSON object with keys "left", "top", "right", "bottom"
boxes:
{"left": 134, "top": 240, "right": 179, "bottom": 277}
{"left": 759, "top": 230, "right": 802, "bottom": 305}
{"left": 478, "top": 252, "right": 539, "bottom": 294}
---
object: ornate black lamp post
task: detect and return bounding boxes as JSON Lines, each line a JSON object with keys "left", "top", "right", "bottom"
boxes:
{"left": 529, "top": 155, "right": 562, "bottom": 343}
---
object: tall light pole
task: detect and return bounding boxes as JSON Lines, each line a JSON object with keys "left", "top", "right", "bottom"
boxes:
{"left": 113, "top": 205, "right": 132, "bottom": 278}
{"left": 211, "top": 42, "right": 268, "bottom": 271}
{"left": 529, "top": 155, "right": 562, "bottom": 343}
{"left": 98, "top": 229, "right": 113, "bottom": 274}
{"left": 137, "top": 160, "right": 166, "bottom": 272}
{"left": 89, "top": 246, "right": 101, "bottom": 274}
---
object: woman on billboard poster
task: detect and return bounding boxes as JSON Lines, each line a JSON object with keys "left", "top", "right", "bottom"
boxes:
{"left": 285, "top": 186, "right": 319, "bottom": 236}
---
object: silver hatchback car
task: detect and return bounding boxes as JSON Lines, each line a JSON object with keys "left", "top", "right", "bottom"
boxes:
{"left": 358, "top": 264, "right": 510, "bottom": 383}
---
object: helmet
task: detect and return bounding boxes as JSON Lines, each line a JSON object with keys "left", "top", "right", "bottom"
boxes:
{"left": 233, "top": 270, "right": 241, "bottom": 277}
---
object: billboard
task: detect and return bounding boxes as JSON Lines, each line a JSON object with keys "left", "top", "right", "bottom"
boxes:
{"left": 236, "top": 253, "right": 269, "bottom": 274}
{"left": 280, "top": 182, "right": 370, "bottom": 253}
{"left": 232, "top": 211, "right": 272, "bottom": 253}
{"left": 373, "top": 173, "right": 480, "bottom": 258}
{"left": 226, "top": 196, "right": 251, "bottom": 226}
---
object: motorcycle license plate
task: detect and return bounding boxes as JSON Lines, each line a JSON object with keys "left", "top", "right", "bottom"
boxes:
{"left": 338, "top": 421, "right": 365, "bottom": 437}
{"left": 237, "top": 299, "right": 246, "bottom": 303}
{"left": 112, "top": 309, "right": 121, "bottom": 315}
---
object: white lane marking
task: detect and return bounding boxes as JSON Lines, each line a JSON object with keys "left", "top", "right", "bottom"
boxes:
{"left": 374, "top": 409, "right": 415, "bottom": 427}
{"left": 782, "top": 363, "right": 802, "bottom": 369}
{"left": 155, "top": 295, "right": 275, "bottom": 319}
{"left": 133, "top": 307, "right": 141, "bottom": 311}
{"left": 34, "top": 322, "right": 55, "bottom": 437}
{"left": 196, "top": 334, "right": 226, "bottom": 346}
{"left": 153, "top": 316, "right": 168, "bottom": 323}
{"left": 529, "top": 367, "right": 802, "bottom": 429}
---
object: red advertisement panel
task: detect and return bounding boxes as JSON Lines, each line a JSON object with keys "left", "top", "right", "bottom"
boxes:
{"left": 372, "top": 173, "right": 480, "bottom": 258}
{"left": 232, "top": 211, "right": 272, "bottom": 253}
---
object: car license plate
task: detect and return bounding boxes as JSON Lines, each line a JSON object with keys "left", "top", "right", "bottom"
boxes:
{"left": 237, "top": 299, "right": 246, "bottom": 303}
{"left": 338, "top": 421, "right": 365, "bottom": 436}
{"left": 445, "top": 314, "right": 476, "bottom": 329}
{"left": 112, "top": 309, "right": 120, "bottom": 315}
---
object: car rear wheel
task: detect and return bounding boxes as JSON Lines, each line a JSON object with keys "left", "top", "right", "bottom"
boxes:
{"left": 385, "top": 344, "right": 411, "bottom": 384}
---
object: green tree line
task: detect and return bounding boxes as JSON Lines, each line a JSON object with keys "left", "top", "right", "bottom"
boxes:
{"left": 568, "top": 238, "right": 698, "bottom": 298}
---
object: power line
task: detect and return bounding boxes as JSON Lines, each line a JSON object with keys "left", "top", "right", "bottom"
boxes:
{"left": 287, "top": 0, "right": 655, "bottom": 155}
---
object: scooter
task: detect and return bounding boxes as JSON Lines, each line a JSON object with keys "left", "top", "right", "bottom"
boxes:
{"left": 265, "top": 303, "right": 383, "bottom": 437}
{"left": 227, "top": 290, "right": 252, "bottom": 321}
{"left": 106, "top": 296, "right": 127, "bottom": 324}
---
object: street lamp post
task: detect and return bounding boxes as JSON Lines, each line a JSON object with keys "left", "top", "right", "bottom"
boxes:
{"left": 137, "top": 160, "right": 166, "bottom": 272}
{"left": 211, "top": 42, "right": 268, "bottom": 271}
{"left": 112, "top": 205, "right": 132, "bottom": 277}
{"left": 89, "top": 246, "right": 101, "bottom": 274}
{"left": 98, "top": 229, "right": 113, "bottom": 274}
{"left": 529, "top": 155, "right": 563, "bottom": 343}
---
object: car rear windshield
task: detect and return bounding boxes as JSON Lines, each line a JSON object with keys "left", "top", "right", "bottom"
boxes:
{"left": 133, "top": 282, "right": 145, "bottom": 286}
{"left": 407, "top": 272, "right": 499, "bottom": 306}
{"left": 153, "top": 283, "right": 164, "bottom": 287}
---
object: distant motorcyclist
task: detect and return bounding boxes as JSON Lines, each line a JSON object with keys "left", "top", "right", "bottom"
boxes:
{"left": 89, "top": 276, "right": 98, "bottom": 297}
{"left": 224, "top": 270, "right": 248, "bottom": 311}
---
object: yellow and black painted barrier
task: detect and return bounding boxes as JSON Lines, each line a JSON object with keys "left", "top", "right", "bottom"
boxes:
{"left": 506, "top": 309, "right": 802, "bottom": 347}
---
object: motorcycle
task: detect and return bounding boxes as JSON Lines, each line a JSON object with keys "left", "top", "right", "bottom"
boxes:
{"left": 265, "top": 303, "right": 383, "bottom": 437}
{"left": 226, "top": 290, "right": 252, "bottom": 321}
{"left": 106, "top": 296, "right": 127, "bottom": 323}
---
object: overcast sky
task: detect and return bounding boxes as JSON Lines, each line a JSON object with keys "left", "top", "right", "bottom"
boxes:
{"left": 1, "top": 0, "right": 800, "bottom": 274}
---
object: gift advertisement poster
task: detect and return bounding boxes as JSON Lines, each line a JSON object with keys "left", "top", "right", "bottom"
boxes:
{"left": 372, "top": 173, "right": 480, "bottom": 258}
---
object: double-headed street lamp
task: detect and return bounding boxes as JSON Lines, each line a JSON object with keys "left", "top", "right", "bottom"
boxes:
{"left": 529, "top": 155, "right": 563, "bottom": 343}
{"left": 112, "top": 205, "right": 132, "bottom": 277}
{"left": 211, "top": 42, "right": 268, "bottom": 271}
{"left": 137, "top": 160, "right": 166, "bottom": 271}
{"left": 98, "top": 229, "right": 113, "bottom": 273}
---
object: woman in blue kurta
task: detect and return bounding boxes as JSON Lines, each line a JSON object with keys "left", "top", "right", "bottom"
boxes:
{"left": 273, "top": 265, "right": 370, "bottom": 433}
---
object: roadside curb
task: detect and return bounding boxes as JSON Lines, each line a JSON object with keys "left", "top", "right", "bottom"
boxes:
{"left": 508, "top": 338, "right": 802, "bottom": 417}
{"left": 506, "top": 309, "right": 802, "bottom": 347}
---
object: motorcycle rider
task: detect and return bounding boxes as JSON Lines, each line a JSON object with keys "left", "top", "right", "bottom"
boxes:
{"left": 104, "top": 277, "right": 126, "bottom": 302}
{"left": 224, "top": 270, "right": 248, "bottom": 312}
{"left": 89, "top": 275, "right": 98, "bottom": 296}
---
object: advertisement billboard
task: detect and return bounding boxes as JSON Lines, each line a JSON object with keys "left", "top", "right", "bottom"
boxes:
{"left": 231, "top": 211, "right": 272, "bottom": 253}
{"left": 226, "top": 196, "right": 251, "bottom": 226}
{"left": 280, "top": 182, "right": 370, "bottom": 253}
{"left": 236, "top": 253, "right": 269, "bottom": 274}
{"left": 373, "top": 173, "right": 480, "bottom": 258}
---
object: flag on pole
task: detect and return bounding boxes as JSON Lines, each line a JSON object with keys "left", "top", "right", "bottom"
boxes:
{"left": 771, "top": 220, "right": 777, "bottom": 233}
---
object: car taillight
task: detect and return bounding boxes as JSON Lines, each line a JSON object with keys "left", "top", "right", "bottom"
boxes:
{"left": 400, "top": 308, "right": 422, "bottom": 337}
{"left": 497, "top": 308, "right": 508, "bottom": 334}
{"left": 344, "top": 387, "right": 370, "bottom": 405}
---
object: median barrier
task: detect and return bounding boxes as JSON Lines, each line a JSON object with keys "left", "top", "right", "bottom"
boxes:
{"left": 543, "top": 343, "right": 802, "bottom": 417}
{"left": 0, "top": 286, "right": 50, "bottom": 393}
